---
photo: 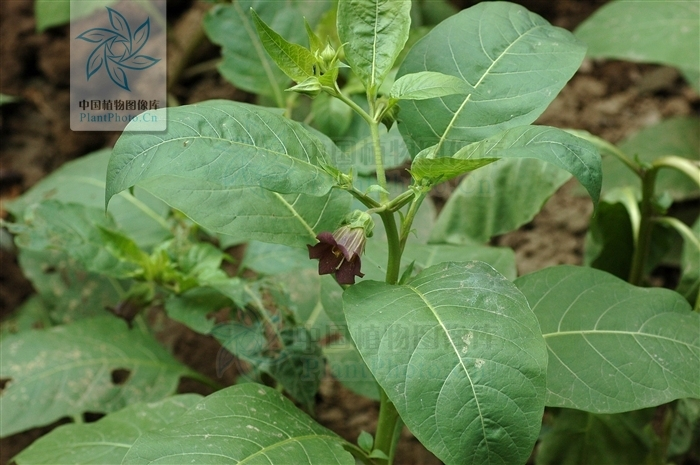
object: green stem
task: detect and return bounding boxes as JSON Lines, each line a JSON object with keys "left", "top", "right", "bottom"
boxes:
{"left": 369, "top": 120, "right": 389, "bottom": 202}
{"left": 373, "top": 387, "right": 403, "bottom": 465}
{"left": 399, "top": 193, "right": 428, "bottom": 255}
{"left": 379, "top": 211, "right": 401, "bottom": 285}
{"left": 628, "top": 169, "right": 658, "bottom": 286}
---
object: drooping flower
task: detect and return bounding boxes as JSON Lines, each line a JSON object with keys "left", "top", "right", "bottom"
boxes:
{"left": 307, "top": 211, "right": 373, "bottom": 284}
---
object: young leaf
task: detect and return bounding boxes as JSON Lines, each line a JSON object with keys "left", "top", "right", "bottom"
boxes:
{"left": 136, "top": 176, "right": 351, "bottom": 249}
{"left": 203, "top": 1, "right": 308, "bottom": 101}
{"left": 121, "top": 384, "right": 355, "bottom": 464}
{"left": 397, "top": 2, "right": 586, "bottom": 156}
{"left": 106, "top": 101, "right": 337, "bottom": 208}
{"left": 390, "top": 71, "right": 470, "bottom": 100}
{"left": 0, "top": 316, "right": 195, "bottom": 437}
{"left": 251, "top": 9, "right": 317, "bottom": 83}
{"left": 13, "top": 395, "right": 202, "bottom": 465}
{"left": 515, "top": 265, "right": 700, "bottom": 414}
{"left": 575, "top": 1, "right": 699, "bottom": 76}
{"left": 344, "top": 262, "right": 547, "bottom": 465}
{"left": 337, "top": 0, "right": 412, "bottom": 94}
{"left": 409, "top": 146, "right": 497, "bottom": 183}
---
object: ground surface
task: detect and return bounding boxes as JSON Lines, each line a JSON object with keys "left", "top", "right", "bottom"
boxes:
{"left": 1, "top": 0, "right": 698, "bottom": 464}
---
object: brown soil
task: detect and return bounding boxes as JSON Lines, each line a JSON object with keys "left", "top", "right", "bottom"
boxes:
{"left": 1, "top": 0, "right": 698, "bottom": 464}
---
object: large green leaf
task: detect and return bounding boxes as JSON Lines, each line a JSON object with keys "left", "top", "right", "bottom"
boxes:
{"left": 397, "top": 2, "right": 586, "bottom": 156}
{"left": 203, "top": 1, "right": 306, "bottom": 101}
{"left": 14, "top": 395, "right": 202, "bottom": 465}
{"left": 453, "top": 126, "right": 601, "bottom": 204}
{"left": 575, "top": 1, "right": 699, "bottom": 76}
{"left": 345, "top": 262, "right": 547, "bottom": 464}
{"left": 106, "top": 101, "right": 336, "bottom": 207}
{"left": 137, "top": 176, "right": 351, "bottom": 248}
{"left": 121, "top": 384, "right": 354, "bottom": 464}
{"left": 0, "top": 316, "right": 194, "bottom": 437}
{"left": 536, "top": 409, "right": 657, "bottom": 465}
{"left": 430, "top": 159, "right": 572, "bottom": 244}
{"left": 515, "top": 265, "right": 700, "bottom": 414}
{"left": 610, "top": 117, "right": 700, "bottom": 201}
{"left": 5, "top": 149, "right": 170, "bottom": 248}
{"left": 337, "top": 0, "right": 412, "bottom": 93}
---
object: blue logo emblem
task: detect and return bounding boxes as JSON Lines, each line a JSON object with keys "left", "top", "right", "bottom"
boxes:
{"left": 76, "top": 7, "right": 160, "bottom": 91}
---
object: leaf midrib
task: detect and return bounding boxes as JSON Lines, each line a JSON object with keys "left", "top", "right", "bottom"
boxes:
{"left": 406, "top": 283, "right": 490, "bottom": 459}
{"left": 434, "top": 24, "right": 547, "bottom": 154}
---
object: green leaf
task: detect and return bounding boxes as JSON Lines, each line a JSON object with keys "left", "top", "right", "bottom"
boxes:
{"left": 337, "top": 0, "right": 412, "bottom": 93}
{"left": 0, "top": 295, "right": 52, "bottom": 337}
{"left": 676, "top": 217, "right": 700, "bottom": 306}
{"left": 137, "top": 176, "right": 351, "bottom": 249}
{"left": 429, "top": 160, "right": 570, "bottom": 244}
{"left": 515, "top": 265, "right": 700, "bottom": 414}
{"left": 390, "top": 71, "right": 470, "bottom": 100}
{"left": 584, "top": 195, "right": 636, "bottom": 280}
{"left": 358, "top": 430, "right": 374, "bottom": 452}
{"left": 324, "top": 340, "right": 380, "bottom": 400}
{"left": 203, "top": 1, "right": 304, "bottom": 101}
{"left": 312, "top": 93, "right": 353, "bottom": 139}
{"left": 35, "top": 0, "right": 117, "bottom": 31}
{"left": 0, "top": 93, "right": 18, "bottom": 105}
{"left": 668, "top": 398, "right": 700, "bottom": 457}
{"left": 9, "top": 201, "right": 142, "bottom": 279}
{"left": 345, "top": 262, "right": 547, "bottom": 465}
{"left": 361, "top": 241, "right": 517, "bottom": 282}
{"left": 121, "top": 384, "right": 355, "bottom": 464}
{"left": 243, "top": 241, "right": 314, "bottom": 275}
{"left": 5, "top": 149, "right": 171, "bottom": 249}
{"left": 575, "top": 1, "right": 699, "bottom": 73}
{"left": 397, "top": 2, "right": 586, "bottom": 156}
{"left": 453, "top": 126, "right": 601, "bottom": 205}
{"left": 263, "top": 327, "right": 325, "bottom": 411}
{"left": 107, "top": 101, "right": 336, "bottom": 206}
{"left": 410, "top": 148, "right": 497, "bottom": 183}
{"left": 14, "top": 395, "right": 202, "bottom": 465}
{"left": 536, "top": 409, "right": 656, "bottom": 465}
{"left": 17, "top": 249, "right": 123, "bottom": 324}
{"left": 0, "top": 316, "right": 194, "bottom": 437}
{"left": 165, "top": 287, "right": 231, "bottom": 335}
{"left": 251, "top": 9, "right": 317, "bottom": 83}
{"left": 611, "top": 117, "right": 700, "bottom": 201}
